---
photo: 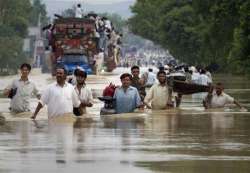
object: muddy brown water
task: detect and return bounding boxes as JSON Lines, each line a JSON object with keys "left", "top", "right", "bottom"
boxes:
{"left": 0, "top": 68, "right": 250, "bottom": 173}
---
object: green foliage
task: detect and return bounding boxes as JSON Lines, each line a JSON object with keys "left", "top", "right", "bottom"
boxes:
{"left": 229, "top": 1, "right": 250, "bottom": 74}
{"left": 29, "top": 0, "right": 49, "bottom": 26}
{"left": 0, "top": 0, "right": 48, "bottom": 75}
{"left": 129, "top": 0, "right": 250, "bottom": 74}
{"left": 0, "top": 36, "right": 27, "bottom": 74}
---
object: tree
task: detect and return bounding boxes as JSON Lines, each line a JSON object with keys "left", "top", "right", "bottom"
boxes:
{"left": 0, "top": 0, "right": 48, "bottom": 75}
{"left": 229, "top": 1, "right": 250, "bottom": 74}
{"left": 129, "top": 0, "right": 250, "bottom": 74}
{"left": 29, "top": 0, "right": 49, "bottom": 26}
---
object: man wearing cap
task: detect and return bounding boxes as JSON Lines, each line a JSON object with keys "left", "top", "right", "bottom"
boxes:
{"left": 73, "top": 68, "right": 93, "bottom": 116}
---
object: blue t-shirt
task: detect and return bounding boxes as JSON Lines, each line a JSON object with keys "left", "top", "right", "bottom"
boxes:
{"left": 113, "top": 86, "right": 141, "bottom": 114}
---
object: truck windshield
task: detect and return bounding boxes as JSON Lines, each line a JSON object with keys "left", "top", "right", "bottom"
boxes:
{"left": 62, "top": 55, "right": 88, "bottom": 63}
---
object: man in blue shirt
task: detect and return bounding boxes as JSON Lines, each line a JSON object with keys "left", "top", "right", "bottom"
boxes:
{"left": 113, "top": 73, "right": 143, "bottom": 114}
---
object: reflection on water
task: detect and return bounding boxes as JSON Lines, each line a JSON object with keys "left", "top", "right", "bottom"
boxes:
{"left": 0, "top": 70, "right": 250, "bottom": 173}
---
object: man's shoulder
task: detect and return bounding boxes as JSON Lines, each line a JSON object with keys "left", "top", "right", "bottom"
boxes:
{"left": 83, "top": 85, "right": 92, "bottom": 92}
{"left": 48, "top": 82, "right": 57, "bottom": 87}
{"left": 11, "top": 79, "right": 20, "bottom": 86}
{"left": 129, "top": 86, "right": 137, "bottom": 91}
{"left": 27, "top": 79, "right": 38, "bottom": 86}
{"left": 65, "top": 83, "right": 76, "bottom": 91}
{"left": 222, "top": 92, "right": 233, "bottom": 99}
{"left": 151, "top": 83, "right": 161, "bottom": 88}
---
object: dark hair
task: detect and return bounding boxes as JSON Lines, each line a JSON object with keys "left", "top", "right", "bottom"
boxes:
{"left": 131, "top": 65, "right": 139, "bottom": 71}
{"left": 77, "top": 4, "right": 81, "bottom": 8}
{"left": 157, "top": 70, "right": 166, "bottom": 76}
{"left": 120, "top": 73, "right": 132, "bottom": 80}
{"left": 216, "top": 82, "right": 224, "bottom": 87}
{"left": 158, "top": 66, "right": 165, "bottom": 72}
{"left": 200, "top": 69, "right": 206, "bottom": 74}
{"left": 20, "top": 63, "right": 31, "bottom": 71}
{"left": 148, "top": 68, "right": 153, "bottom": 72}
{"left": 56, "top": 65, "right": 67, "bottom": 75}
{"left": 74, "top": 69, "right": 87, "bottom": 78}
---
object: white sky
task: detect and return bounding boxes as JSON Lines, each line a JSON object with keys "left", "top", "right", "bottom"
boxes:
{"left": 44, "top": 0, "right": 135, "bottom": 5}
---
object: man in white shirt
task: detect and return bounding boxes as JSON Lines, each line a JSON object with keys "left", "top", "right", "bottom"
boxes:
{"left": 143, "top": 68, "right": 156, "bottom": 88}
{"left": 198, "top": 69, "right": 212, "bottom": 86}
{"left": 31, "top": 67, "right": 83, "bottom": 119}
{"left": 190, "top": 66, "right": 200, "bottom": 84}
{"left": 4, "top": 63, "right": 40, "bottom": 113}
{"left": 144, "top": 71, "right": 173, "bottom": 110}
{"left": 95, "top": 51, "right": 104, "bottom": 75}
{"left": 203, "top": 83, "right": 245, "bottom": 110}
{"left": 75, "top": 4, "right": 83, "bottom": 18}
{"left": 73, "top": 68, "right": 93, "bottom": 116}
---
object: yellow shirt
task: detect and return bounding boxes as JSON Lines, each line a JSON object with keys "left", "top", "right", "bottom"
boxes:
{"left": 144, "top": 83, "right": 170, "bottom": 110}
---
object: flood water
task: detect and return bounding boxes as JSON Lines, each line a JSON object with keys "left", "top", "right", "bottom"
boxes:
{"left": 1, "top": 68, "right": 250, "bottom": 173}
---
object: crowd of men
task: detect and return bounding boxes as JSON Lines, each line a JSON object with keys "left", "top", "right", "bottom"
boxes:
{"left": 3, "top": 63, "right": 246, "bottom": 120}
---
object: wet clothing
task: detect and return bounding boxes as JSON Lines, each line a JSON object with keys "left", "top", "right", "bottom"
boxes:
{"left": 210, "top": 92, "right": 234, "bottom": 108}
{"left": 206, "top": 71, "right": 212, "bottom": 82}
{"left": 75, "top": 7, "right": 83, "bottom": 18}
{"left": 40, "top": 82, "right": 80, "bottom": 117}
{"left": 7, "top": 79, "right": 39, "bottom": 113}
{"left": 198, "top": 74, "right": 211, "bottom": 86}
{"left": 191, "top": 72, "right": 200, "bottom": 84}
{"left": 131, "top": 76, "right": 146, "bottom": 100}
{"left": 113, "top": 86, "right": 141, "bottom": 114}
{"left": 144, "top": 72, "right": 156, "bottom": 87}
{"left": 144, "top": 83, "right": 171, "bottom": 110}
{"left": 74, "top": 85, "right": 93, "bottom": 115}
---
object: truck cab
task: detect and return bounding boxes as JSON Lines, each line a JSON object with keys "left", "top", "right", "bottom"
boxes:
{"left": 57, "top": 54, "right": 92, "bottom": 75}
{"left": 48, "top": 18, "right": 98, "bottom": 75}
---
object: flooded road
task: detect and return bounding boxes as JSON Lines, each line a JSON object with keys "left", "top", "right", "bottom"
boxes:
{"left": 1, "top": 68, "right": 250, "bottom": 173}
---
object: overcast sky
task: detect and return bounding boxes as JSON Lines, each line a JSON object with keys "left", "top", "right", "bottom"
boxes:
{"left": 43, "top": 0, "right": 135, "bottom": 5}
{"left": 42, "top": 0, "right": 136, "bottom": 18}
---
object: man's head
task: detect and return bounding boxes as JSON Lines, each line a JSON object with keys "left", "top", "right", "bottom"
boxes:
{"left": 74, "top": 68, "right": 87, "bottom": 85}
{"left": 200, "top": 69, "right": 206, "bottom": 74}
{"left": 158, "top": 66, "right": 165, "bottom": 72}
{"left": 215, "top": 83, "right": 224, "bottom": 96}
{"left": 148, "top": 68, "right": 153, "bottom": 72}
{"left": 131, "top": 65, "right": 140, "bottom": 77}
{"left": 77, "top": 3, "right": 81, "bottom": 8}
{"left": 56, "top": 66, "right": 67, "bottom": 84}
{"left": 120, "top": 73, "right": 132, "bottom": 88}
{"left": 20, "top": 63, "right": 31, "bottom": 78}
{"left": 157, "top": 70, "right": 167, "bottom": 84}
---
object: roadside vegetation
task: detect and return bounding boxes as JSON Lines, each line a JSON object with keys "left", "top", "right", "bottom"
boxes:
{"left": 0, "top": 0, "right": 48, "bottom": 75}
{"left": 129, "top": 0, "right": 250, "bottom": 74}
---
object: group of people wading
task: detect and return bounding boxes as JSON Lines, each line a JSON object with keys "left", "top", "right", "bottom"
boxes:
{"left": 3, "top": 63, "right": 246, "bottom": 120}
